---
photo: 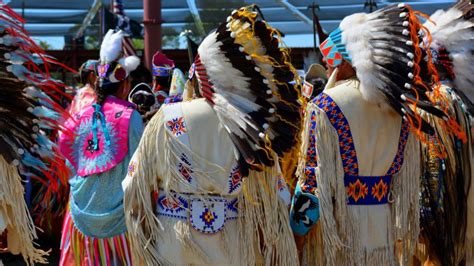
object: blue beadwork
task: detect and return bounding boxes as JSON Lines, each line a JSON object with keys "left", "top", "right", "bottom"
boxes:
{"left": 228, "top": 164, "right": 242, "bottom": 194}
{"left": 312, "top": 93, "right": 410, "bottom": 206}
{"left": 387, "top": 120, "right": 410, "bottom": 175}
{"left": 314, "top": 93, "right": 359, "bottom": 176}
{"left": 301, "top": 110, "right": 319, "bottom": 194}
{"left": 344, "top": 175, "right": 392, "bottom": 205}
{"left": 307, "top": 110, "right": 318, "bottom": 168}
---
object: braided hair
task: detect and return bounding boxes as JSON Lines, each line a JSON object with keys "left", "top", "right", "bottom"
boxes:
{"left": 94, "top": 61, "right": 122, "bottom": 105}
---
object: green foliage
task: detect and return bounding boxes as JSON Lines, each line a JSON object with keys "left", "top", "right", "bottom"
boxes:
{"left": 190, "top": 0, "right": 247, "bottom": 35}
{"left": 38, "top": 40, "right": 52, "bottom": 50}
{"left": 162, "top": 28, "right": 180, "bottom": 49}
{"left": 163, "top": 0, "right": 246, "bottom": 48}
{"left": 85, "top": 35, "right": 100, "bottom": 50}
{"left": 132, "top": 38, "right": 144, "bottom": 49}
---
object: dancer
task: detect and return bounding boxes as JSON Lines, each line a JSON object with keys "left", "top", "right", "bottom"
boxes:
{"left": 69, "top": 60, "right": 98, "bottom": 114}
{"left": 302, "top": 63, "right": 327, "bottom": 100}
{"left": 151, "top": 51, "right": 175, "bottom": 108}
{"left": 0, "top": 3, "right": 70, "bottom": 264}
{"left": 58, "top": 29, "right": 142, "bottom": 265}
{"left": 123, "top": 6, "right": 299, "bottom": 265}
{"left": 164, "top": 68, "right": 186, "bottom": 104}
{"left": 418, "top": 1, "right": 473, "bottom": 265}
{"left": 291, "top": 4, "right": 463, "bottom": 265}
{"left": 128, "top": 82, "right": 156, "bottom": 123}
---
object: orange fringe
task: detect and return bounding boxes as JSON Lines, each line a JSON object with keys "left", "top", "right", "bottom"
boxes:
{"left": 404, "top": 6, "right": 466, "bottom": 158}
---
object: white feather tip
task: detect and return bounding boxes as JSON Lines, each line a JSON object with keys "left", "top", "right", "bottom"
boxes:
{"left": 121, "top": 56, "right": 140, "bottom": 73}
{"left": 100, "top": 30, "right": 124, "bottom": 63}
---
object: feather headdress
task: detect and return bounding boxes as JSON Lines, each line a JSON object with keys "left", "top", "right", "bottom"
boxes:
{"left": 424, "top": 0, "right": 474, "bottom": 114}
{"left": 419, "top": 2, "right": 474, "bottom": 265}
{"left": 320, "top": 3, "right": 464, "bottom": 143}
{"left": 0, "top": 3, "right": 71, "bottom": 264}
{"left": 0, "top": 3, "right": 69, "bottom": 178}
{"left": 190, "top": 5, "right": 301, "bottom": 176}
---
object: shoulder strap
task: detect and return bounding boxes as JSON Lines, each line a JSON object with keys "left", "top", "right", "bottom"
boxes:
{"left": 306, "top": 110, "right": 318, "bottom": 168}
{"left": 313, "top": 93, "right": 359, "bottom": 176}
{"left": 385, "top": 120, "right": 410, "bottom": 175}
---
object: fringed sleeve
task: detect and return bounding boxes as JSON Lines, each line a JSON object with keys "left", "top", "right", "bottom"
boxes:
{"left": 391, "top": 132, "right": 421, "bottom": 264}
{"left": 296, "top": 102, "right": 345, "bottom": 266}
{"left": 290, "top": 108, "right": 320, "bottom": 238}
{"left": 122, "top": 109, "right": 166, "bottom": 265}
{"left": 457, "top": 95, "right": 474, "bottom": 261}
{"left": 0, "top": 156, "right": 48, "bottom": 265}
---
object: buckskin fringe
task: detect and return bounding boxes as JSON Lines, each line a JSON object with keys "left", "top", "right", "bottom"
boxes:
{"left": 300, "top": 103, "right": 421, "bottom": 266}
{"left": 124, "top": 108, "right": 298, "bottom": 265}
{"left": 0, "top": 156, "right": 48, "bottom": 265}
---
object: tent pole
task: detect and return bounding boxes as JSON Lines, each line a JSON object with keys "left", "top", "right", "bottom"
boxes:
{"left": 99, "top": 2, "right": 104, "bottom": 44}
{"left": 144, "top": 0, "right": 162, "bottom": 70}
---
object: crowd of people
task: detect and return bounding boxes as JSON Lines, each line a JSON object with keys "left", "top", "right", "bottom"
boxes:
{"left": 0, "top": 1, "right": 473, "bottom": 265}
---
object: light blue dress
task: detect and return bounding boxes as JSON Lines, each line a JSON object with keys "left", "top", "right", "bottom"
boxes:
{"left": 68, "top": 110, "right": 143, "bottom": 238}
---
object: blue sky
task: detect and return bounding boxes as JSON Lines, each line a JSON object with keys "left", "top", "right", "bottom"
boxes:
{"left": 33, "top": 36, "right": 65, "bottom": 49}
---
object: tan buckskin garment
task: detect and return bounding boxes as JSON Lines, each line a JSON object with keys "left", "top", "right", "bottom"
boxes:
{"left": 300, "top": 76, "right": 421, "bottom": 266}
{"left": 123, "top": 98, "right": 297, "bottom": 265}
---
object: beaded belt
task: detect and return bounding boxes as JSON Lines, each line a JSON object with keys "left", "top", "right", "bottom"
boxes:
{"left": 344, "top": 175, "right": 392, "bottom": 205}
{"left": 155, "top": 189, "right": 239, "bottom": 234}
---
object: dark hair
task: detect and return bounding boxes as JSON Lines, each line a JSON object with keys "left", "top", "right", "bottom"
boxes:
{"left": 308, "top": 77, "right": 326, "bottom": 98}
{"left": 79, "top": 61, "right": 97, "bottom": 85}
{"left": 130, "top": 65, "right": 152, "bottom": 89}
{"left": 131, "top": 91, "right": 155, "bottom": 114}
{"left": 154, "top": 75, "right": 172, "bottom": 93}
{"left": 129, "top": 83, "right": 155, "bottom": 114}
{"left": 131, "top": 92, "right": 154, "bottom": 106}
{"left": 80, "top": 70, "right": 93, "bottom": 86}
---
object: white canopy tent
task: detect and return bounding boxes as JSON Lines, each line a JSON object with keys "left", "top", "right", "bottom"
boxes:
{"left": 7, "top": 0, "right": 455, "bottom": 47}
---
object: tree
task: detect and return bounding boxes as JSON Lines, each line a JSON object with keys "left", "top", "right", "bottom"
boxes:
{"left": 131, "top": 38, "right": 144, "bottom": 50}
{"left": 189, "top": 0, "right": 246, "bottom": 35}
{"left": 38, "top": 40, "right": 52, "bottom": 50}
{"left": 163, "top": 0, "right": 246, "bottom": 48}
{"left": 162, "top": 28, "right": 181, "bottom": 48}
{"left": 85, "top": 35, "right": 100, "bottom": 50}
